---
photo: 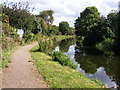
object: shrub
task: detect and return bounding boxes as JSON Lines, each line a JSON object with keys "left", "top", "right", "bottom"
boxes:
{"left": 38, "top": 38, "right": 53, "bottom": 53}
{"left": 96, "top": 38, "right": 115, "bottom": 50}
{"left": 96, "top": 38, "right": 115, "bottom": 56}
{"left": 52, "top": 51, "right": 77, "bottom": 69}
{"left": 2, "top": 35, "right": 15, "bottom": 51}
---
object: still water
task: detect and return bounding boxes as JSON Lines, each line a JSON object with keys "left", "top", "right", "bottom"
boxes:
{"left": 54, "top": 38, "right": 120, "bottom": 88}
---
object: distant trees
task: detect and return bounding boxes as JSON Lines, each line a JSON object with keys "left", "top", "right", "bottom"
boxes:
{"left": 35, "top": 10, "right": 62, "bottom": 36}
{"left": 38, "top": 10, "right": 54, "bottom": 35}
{"left": 49, "top": 25, "right": 61, "bottom": 35}
{"left": 39, "top": 10, "right": 54, "bottom": 25}
{"left": 59, "top": 21, "right": 75, "bottom": 35}
{"left": 59, "top": 21, "right": 69, "bottom": 35}
{"left": 2, "top": 2, "right": 75, "bottom": 43}
{"left": 36, "top": 10, "right": 74, "bottom": 36}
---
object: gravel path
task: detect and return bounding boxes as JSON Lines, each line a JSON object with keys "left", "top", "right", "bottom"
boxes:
{"left": 2, "top": 43, "right": 48, "bottom": 88}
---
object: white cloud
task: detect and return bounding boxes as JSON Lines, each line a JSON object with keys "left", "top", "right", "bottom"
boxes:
{"left": 3, "top": 0, "right": 119, "bottom": 27}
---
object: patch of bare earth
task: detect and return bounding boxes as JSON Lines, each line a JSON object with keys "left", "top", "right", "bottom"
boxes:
{"left": 2, "top": 43, "right": 48, "bottom": 88}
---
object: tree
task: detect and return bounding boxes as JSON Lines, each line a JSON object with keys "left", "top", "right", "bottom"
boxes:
{"left": 69, "top": 27, "right": 76, "bottom": 35}
{"left": 32, "top": 16, "right": 41, "bottom": 34}
{"left": 75, "top": 6, "right": 100, "bottom": 35}
{"left": 75, "top": 6, "right": 102, "bottom": 46}
{"left": 3, "top": 2, "right": 36, "bottom": 40}
{"left": 49, "top": 25, "right": 61, "bottom": 35}
{"left": 59, "top": 21, "right": 70, "bottom": 35}
{"left": 107, "top": 10, "right": 120, "bottom": 53}
{"left": 39, "top": 10, "right": 54, "bottom": 25}
{"left": 107, "top": 11, "right": 118, "bottom": 39}
{"left": 37, "top": 10, "right": 54, "bottom": 35}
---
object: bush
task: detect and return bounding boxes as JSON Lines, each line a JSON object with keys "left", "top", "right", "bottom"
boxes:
{"left": 96, "top": 38, "right": 115, "bottom": 51}
{"left": 34, "top": 32, "right": 43, "bottom": 41}
{"left": 38, "top": 37, "right": 54, "bottom": 53}
{"left": 52, "top": 51, "right": 77, "bottom": 69}
{"left": 2, "top": 35, "right": 15, "bottom": 51}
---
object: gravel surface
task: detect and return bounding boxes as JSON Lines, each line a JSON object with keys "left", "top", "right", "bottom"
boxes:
{"left": 2, "top": 43, "right": 48, "bottom": 88}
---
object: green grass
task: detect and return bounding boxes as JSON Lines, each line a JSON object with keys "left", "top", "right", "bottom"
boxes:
{"left": 0, "top": 49, "right": 14, "bottom": 71}
{"left": 30, "top": 45, "right": 104, "bottom": 88}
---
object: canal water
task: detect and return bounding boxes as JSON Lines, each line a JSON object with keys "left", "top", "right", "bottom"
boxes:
{"left": 54, "top": 38, "right": 120, "bottom": 88}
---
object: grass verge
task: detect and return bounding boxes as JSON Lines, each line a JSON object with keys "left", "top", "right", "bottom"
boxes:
{"left": 0, "top": 49, "right": 14, "bottom": 71}
{"left": 30, "top": 45, "right": 104, "bottom": 88}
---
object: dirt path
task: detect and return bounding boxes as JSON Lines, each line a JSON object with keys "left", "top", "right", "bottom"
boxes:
{"left": 2, "top": 43, "right": 48, "bottom": 88}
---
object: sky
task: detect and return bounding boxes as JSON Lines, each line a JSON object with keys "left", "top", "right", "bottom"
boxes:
{"left": 1, "top": 0, "right": 119, "bottom": 27}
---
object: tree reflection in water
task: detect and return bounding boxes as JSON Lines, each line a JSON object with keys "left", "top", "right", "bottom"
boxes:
{"left": 54, "top": 38, "right": 120, "bottom": 88}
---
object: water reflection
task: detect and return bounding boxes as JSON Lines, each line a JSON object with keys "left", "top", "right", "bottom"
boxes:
{"left": 75, "top": 46, "right": 120, "bottom": 88}
{"left": 54, "top": 38, "right": 120, "bottom": 88}
{"left": 59, "top": 38, "right": 76, "bottom": 52}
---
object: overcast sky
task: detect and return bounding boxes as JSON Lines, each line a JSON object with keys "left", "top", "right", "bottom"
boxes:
{"left": 2, "top": 0, "right": 119, "bottom": 27}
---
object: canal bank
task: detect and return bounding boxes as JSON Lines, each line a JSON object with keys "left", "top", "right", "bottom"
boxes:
{"left": 30, "top": 36, "right": 104, "bottom": 88}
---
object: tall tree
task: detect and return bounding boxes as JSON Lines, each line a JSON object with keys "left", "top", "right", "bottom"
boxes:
{"left": 107, "top": 10, "right": 120, "bottom": 52}
{"left": 38, "top": 10, "right": 54, "bottom": 35}
{"left": 39, "top": 10, "right": 54, "bottom": 25}
{"left": 75, "top": 6, "right": 102, "bottom": 46}
{"left": 107, "top": 11, "right": 118, "bottom": 39}
{"left": 75, "top": 6, "right": 100, "bottom": 36}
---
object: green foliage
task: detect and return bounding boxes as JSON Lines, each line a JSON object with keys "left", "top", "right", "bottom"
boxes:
{"left": 59, "top": 38, "right": 76, "bottom": 52}
{"left": 39, "top": 10, "right": 54, "bottom": 25}
{"left": 38, "top": 37, "right": 54, "bottom": 53}
{"left": 35, "top": 10, "right": 58, "bottom": 36}
{"left": 38, "top": 35, "right": 75, "bottom": 53}
{"left": 3, "top": 2, "right": 39, "bottom": 41}
{"left": 96, "top": 38, "right": 115, "bottom": 51}
{"left": 1, "top": 14, "right": 10, "bottom": 35}
{"left": 75, "top": 6, "right": 101, "bottom": 46}
{"left": 0, "top": 49, "right": 14, "bottom": 69}
{"left": 75, "top": 6, "right": 100, "bottom": 35}
{"left": 59, "top": 21, "right": 71, "bottom": 35}
{"left": 39, "top": 18, "right": 49, "bottom": 35}
{"left": 75, "top": 6, "right": 119, "bottom": 53}
{"left": 33, "top": 32, "right": 43, "bottom": 41}
{"left": 1, "top": 13, "right": 22, "bottom": 69}
{"left": 107, "top": 11, "right": 120, "bottom": 52}
{"left": 52, "top": 51, "right": 77, "bottom": 69}
{"left": 2, "top": 35, "right": 15, "bottom": 51}
{"left": 107, "top": 11, "right": 118, "bottom": 36}
{"left": 49, "top": 25, "right": 61, "bottom": 36}
{"left": 1, "top": 31, "right": 18, "bottom": 69}
{"left": 76, "top": 36, "right": 84, "bottom": 45}
{"left": 32, "top": 16, "right": 42, "bottom": 34}
{"left": 38, "top": 10, "right": 55, "bottom": 36}
{"left": 2, "top": 14, "right": 9, "bottom": 23}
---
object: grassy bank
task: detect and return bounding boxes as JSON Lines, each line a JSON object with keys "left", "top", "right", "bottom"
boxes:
{"left": 30, "top": 44, "right": 104, "bottom": 88}
{"left": 0, "top": 49, "right": 14, "bottom": 71}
